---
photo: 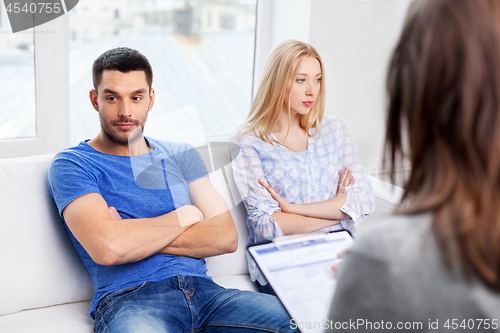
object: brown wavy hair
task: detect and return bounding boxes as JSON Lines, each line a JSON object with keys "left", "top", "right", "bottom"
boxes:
{"left": 385, "top": 0, "right": 500, "bottom": 289}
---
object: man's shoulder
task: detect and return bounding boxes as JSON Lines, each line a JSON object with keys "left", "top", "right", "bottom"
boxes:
{"left": 147, "top": 137, "right": 208, "bottom": 177}
{"left": 51, "top": 141, "right": 94, "bottom": 168}
{"left": 147, "top": 137, "right": 196, "bottom": 156}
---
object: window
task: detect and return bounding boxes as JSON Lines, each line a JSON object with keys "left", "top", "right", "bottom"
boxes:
{"left": 220, "top": 14, "right": 236, "bottom": 30}
{"left": 0, "top": 2, "right": 69, "bottom": 158}
{"left": 69, "top": 0, "right": 257, "bottom": 145}
{"left": 0, "top": 4, "right": 36, "bottom": 140}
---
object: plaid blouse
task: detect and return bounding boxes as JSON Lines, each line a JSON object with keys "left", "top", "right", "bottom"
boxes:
{"left": 231, "top": 114, "right": 375, "bottom": 284}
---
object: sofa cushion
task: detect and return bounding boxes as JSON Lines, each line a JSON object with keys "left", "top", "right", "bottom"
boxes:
{"left": 213, "top": 274, "right": 258, "bottom": 292}
{"left": 204, "top": 165, "right": 250, "bottom": 277}
{"left": 360, "top": 175, "right": 403, "bottom": 226}
{"left": 0, "top": 301, "right": 94, "bottom": 333}
{"left": 0, "top": 275, "right": 257, "bottom": 333}
{"left": 0, "top": 154, "right": 94, "bottom": 316}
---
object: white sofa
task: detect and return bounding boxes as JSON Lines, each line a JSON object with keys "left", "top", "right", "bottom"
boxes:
{"left": 0, "top": 143, "right": 402, "bottom": 332}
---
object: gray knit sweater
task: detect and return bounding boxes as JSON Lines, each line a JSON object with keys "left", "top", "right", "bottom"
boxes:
{"left": 328, "top": 213, "right": 500, "bottom": 332}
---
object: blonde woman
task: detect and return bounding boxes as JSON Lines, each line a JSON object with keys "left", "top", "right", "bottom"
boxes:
{"left": 231, "top": 40, "right": 375, "bottom": 293}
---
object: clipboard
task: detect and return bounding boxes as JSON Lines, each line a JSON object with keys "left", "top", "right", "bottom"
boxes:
{"left": 248, "top": 230, "right": 354, "bottom": 333}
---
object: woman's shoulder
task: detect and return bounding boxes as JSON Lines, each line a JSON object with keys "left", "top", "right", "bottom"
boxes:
{"left": 350, "top": 213, "right": 434, "bottom": 262}
{"left": 230, "top": 126, "right": 264, "bottom": 147}
{"left": 230, "top": 125, "right": 251, "bottom": 141}
{"left": 320, "top": 113, "right": 343, "bottom": 126}
{"left": 316, "top": 114, "right": 345, "bottom": 135}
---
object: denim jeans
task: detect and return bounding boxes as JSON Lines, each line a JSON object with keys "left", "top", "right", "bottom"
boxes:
{"left": 94, "top": 275, "right": 295, "bottom": 333}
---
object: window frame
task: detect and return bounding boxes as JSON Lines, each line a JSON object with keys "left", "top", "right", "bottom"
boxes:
{"left": 1, "top": 0, "right": 301, "bottom": 158}
{"left": 0, "top": 15, "right": 70, "bottom": 158}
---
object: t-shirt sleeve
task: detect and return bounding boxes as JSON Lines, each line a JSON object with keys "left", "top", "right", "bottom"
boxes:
{"left": 48, "top": 153, "right": 101, "bottom": 218}
{"left": 175, "top": 143, "right": 209, "bottom": 184}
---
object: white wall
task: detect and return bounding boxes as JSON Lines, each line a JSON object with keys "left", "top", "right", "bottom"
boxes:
{"left": 253, "top": 0, "right": 312, "bottom": 92}
{"left": 255, "top": 0, "right": 413, "bottom": 177}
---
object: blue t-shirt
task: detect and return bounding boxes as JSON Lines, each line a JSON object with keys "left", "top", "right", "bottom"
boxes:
{"left": 48, "top": 137, "right": 209, "bottom": 319}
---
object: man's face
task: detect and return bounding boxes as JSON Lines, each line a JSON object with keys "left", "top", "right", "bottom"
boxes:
{"left": 90, "top": 70, "right": 154, "bottom": 145}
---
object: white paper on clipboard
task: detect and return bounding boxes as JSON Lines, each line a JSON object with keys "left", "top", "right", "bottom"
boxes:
{"left": 248, "top": 230, "right": 354, "bottom": 333}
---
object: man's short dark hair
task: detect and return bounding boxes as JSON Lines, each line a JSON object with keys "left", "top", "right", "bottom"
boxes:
{"left": 92, "top": 47, "right": 153, "bottom": 91}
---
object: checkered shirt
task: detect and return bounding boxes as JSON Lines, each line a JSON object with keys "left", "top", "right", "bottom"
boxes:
{"left": 231, "top": 114, "right": 376, "bottom": 284}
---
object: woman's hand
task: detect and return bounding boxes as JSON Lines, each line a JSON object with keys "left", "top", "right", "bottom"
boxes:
{"left": 331, "top": 250, "right": 345, "bottom": 277}
{"left": 336, "top": 167, "right": 355, "bottom": 195}
{"left": 258, "top": 179, "right": 295, "bottom": 214}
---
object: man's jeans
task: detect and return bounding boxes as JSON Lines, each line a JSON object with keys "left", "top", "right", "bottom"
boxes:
{"left": 94, "top": 275, "right": 295, "bottom": 332}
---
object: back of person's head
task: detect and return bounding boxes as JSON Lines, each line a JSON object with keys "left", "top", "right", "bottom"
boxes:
{"left": 385, "top": 0, "right": 500, "bottom": 289}
{"left": 92, "top": 47, "right": 153, "bottom": 92}
{"left": 244, "top": 40, "right": 325, "bottom": 144}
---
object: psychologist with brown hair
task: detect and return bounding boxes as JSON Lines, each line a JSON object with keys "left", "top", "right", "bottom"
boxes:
{"left": 329, "top": 0, "right": 500, "bottom": 330}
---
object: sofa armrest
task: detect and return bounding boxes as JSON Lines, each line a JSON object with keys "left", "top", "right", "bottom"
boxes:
{"left": 360, "top": 175, "right": 404, "bottom": 226}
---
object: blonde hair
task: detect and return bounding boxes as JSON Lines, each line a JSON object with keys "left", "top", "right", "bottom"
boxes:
{"left": 239, "top": 40, "right": 325, "bottom": 145}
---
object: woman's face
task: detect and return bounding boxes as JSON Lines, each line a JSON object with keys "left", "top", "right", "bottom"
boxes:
{"left": 284, "top": 56, "right": 322, "bottom": 117}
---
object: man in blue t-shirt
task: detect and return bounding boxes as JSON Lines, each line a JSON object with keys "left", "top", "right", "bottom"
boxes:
{"left": 48, "top": 47, "right": 293, "bottom": 333}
